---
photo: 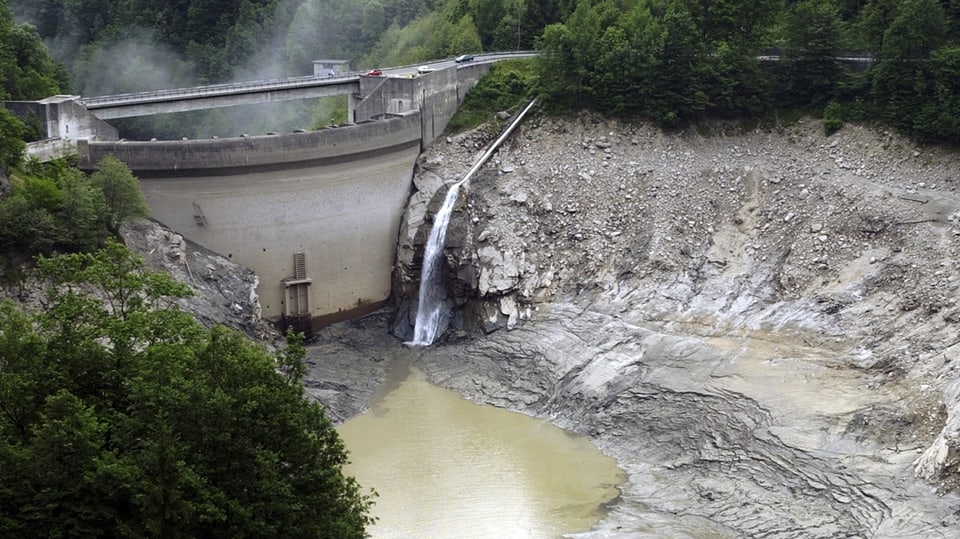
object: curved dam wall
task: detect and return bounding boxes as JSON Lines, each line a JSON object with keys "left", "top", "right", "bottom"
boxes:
{"left": 77, "top": 113, "right": 422, "bottom": 330}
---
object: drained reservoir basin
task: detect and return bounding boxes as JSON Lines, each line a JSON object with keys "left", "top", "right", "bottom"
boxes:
{"left": 337, "top": 367, "right": 624, "bottom": 538}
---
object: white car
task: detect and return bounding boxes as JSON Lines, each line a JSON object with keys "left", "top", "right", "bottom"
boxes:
{"left": 417, "top": 65, "right": 435, "bottom": 74}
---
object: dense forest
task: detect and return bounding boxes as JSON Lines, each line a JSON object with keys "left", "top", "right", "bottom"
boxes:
{"left": 5, "top": 0, "right": 960, "bottom": 142}
{"left": 535, "top": 0, "right": 960, "bottom": 141}
{"left": 2, "top": 2, "right": 377, "bottom": 535}
{"left": 0, "top": 241, "right": 375, "bottom": 537}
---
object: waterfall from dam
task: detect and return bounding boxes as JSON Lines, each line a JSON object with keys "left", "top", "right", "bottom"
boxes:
{"left": 408, "top": 99, "right": 538, "bottom": 346}
{"left": 409, "top": 179, "right": 465, "bottom": 345}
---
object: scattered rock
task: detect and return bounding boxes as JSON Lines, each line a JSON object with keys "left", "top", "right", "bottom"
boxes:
{"left": 385, "top": 114, "right": 960, "bottom": 532}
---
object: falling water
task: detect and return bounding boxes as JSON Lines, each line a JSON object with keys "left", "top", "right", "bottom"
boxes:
{"left": 408, "top": 179, "right": 465, "bottom": 345}
{"left": 408, "top": 99, "right": 538, "bottom": 346}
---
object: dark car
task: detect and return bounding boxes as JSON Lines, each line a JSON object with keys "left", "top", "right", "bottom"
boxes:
{"left": 455, "top": 54, "right": 474, "bottom": 63}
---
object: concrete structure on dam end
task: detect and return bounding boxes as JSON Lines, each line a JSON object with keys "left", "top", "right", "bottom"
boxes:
{"left": 4, "top": 57, "right": 518, "bottom": 331}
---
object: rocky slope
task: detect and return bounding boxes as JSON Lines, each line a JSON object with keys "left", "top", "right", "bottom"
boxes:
{"left": 2, "top": 219, "right": 279, "bottom": 344}
{"left": 119, "top": 219, "right": 279, "bottom": 342}
{"left": 314, "top": 112, "right": 960, "bottom": 537}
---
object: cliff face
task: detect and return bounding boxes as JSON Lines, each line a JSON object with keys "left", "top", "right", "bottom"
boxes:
{"left": 118, "top": 219, "right": 279, "bottom": 342}
{"left": 374, "top": 113, "right": 960, "bottom": 535}
{"left": 398, "top": 114, "right": 960, "bottom": 348}
{"left": 1, "top": 218, "right": 278, "bottom": 346}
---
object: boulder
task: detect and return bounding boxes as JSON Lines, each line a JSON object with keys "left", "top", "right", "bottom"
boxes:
{"left": 477, "top": 245, "right": 521, "bottom": 295}
{"left": 120, "top": 219, "right": 278, "bottom": 342}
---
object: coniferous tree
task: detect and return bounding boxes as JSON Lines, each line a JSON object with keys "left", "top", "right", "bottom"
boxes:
{"left": 782, "top": 0, "right": 845, "bottom": 106}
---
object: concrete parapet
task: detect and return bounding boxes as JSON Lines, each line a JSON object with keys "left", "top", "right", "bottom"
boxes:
{"left": 78, "top": 113, "right": 421, "bottom": 174}
{"left": 455, "top": 62, "right": 492, "bottom": 100}
{"left": 25, "top": 138, "right": 78, "bottom": 162}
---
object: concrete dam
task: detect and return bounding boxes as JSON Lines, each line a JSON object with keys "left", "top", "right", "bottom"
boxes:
{"left": 87, "top": 115, "right": 422, "bottom": 329}
{"left": 7, "top": 57, "right": 519, "bottom": 331}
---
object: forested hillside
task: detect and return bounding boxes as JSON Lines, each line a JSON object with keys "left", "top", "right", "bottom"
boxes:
{"left": 7, "top": 0, "right": 960, "bottom": 142}
{"left": 536, "top": 0, "right": 960, "bottom": 142}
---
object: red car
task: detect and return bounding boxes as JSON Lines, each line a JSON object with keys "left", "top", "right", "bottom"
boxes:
{"left": 365, "top": 69, "right": 383, "bottom": 76}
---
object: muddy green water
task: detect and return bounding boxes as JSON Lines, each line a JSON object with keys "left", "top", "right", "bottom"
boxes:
{"left": 337, "top": 367, "right": 624, "bottom": 538}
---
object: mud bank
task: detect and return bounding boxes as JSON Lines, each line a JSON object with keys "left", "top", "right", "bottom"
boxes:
{"left": 307, "top": 114, "right": 960, "bottom": 537}
{"left": 308, "top": 302, "right": 958, "bottom": 537}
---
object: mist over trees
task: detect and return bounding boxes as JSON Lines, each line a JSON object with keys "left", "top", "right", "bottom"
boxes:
{"left": 7, "top": 0, "right": 960, "bottom": 142}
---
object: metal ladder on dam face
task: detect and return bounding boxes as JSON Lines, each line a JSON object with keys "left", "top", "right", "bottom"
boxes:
{"left": 283, "top": 252, "right": 313, "bottom": 335}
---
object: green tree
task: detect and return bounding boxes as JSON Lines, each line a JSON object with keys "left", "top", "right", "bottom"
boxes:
{"left": 686, "top": 0, "right": 778, "bottom": 48}
{"left": 534, "top": 0, "right": 602, "bottom": 108}
{"left": 519, "top": 0, "right": 562, "bottom": 50}
{"left": 593, "top": 23, "right": 640, "bottom": 114}
{"left": 702, "top": 40, "right": 770, "bottom": 116}
{"left": 913, "top": 45, "right": 960, "bottom": 140}
{"left": 450, "top": 14, "right": 484, "bottom": 54}
{"left": 362, "top": 0, "right": 389, "bottom": 43}
{"left": 870, "top": 0, "right": 948, "bottom": 129}
{"left": 856, "top": 0, "right": 900, "bottom": 49}
{"left": 0, "top": 108, "right": 26, "bottom": 169}
{"left": 469, "top": 0, "right": 505, "bottom": 48}
{"left": 0, "top": 159, "right": 113, "bottom": 272}
{"left": 534, "top": 21, "right": 568, "bottom": 101}
{"left": 88, "top": 155, "right": 148, "bottom": 232}
{"left": 823, "top": 99, "right": 844, "bottom": 134}
{"left": 0, "top": 198, "right": 51, "bottom": 259}
{"left": 58, "top": 168, "right": 108, "bottom": 252}
{"left": 0, "top": 240, "right": 376, "bottom": 537}
{"left": 781, "top": 0, "right": 845, "bottom": 106}
{"left": 642, "top": 1, "right": 708, "bottom": 124}
{"left": 0, "top": 1, "right": 66, "bottom": 100}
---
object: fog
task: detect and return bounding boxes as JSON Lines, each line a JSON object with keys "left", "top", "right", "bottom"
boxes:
{"left": 10, "top": 0, "right": 357, "bottom": 139}
{"left": 75, "top": 31, "right": 197, "bottom": 97}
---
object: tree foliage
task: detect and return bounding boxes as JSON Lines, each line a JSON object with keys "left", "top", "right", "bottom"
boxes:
{"left": 781, "top": 0, "right": 845, "bottom": 106}
{"left": 447, "top": 58, "right": 536, "bottom": 131}
{"left": 88, "top": 155, "right": 148, "bottom": 233}
{"left": 0, "top": 157, "right": 143, "bottom": 279}
{"left": 0, "top": 108, "right": 26, "bottom": 169}
{"left": 527, "top": 0, "right": 960, "bottom": 141}
{"left": 7, "top": 0, "right": 960, "bottom": 143}
{"left": 0, "top": 1, "right": 67, "bottom": 100}
{"left": 0, "top": 240, "right": 375, "bottom": 538}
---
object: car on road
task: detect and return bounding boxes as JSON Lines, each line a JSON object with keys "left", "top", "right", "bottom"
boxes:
{"left": 365, "top": 69, "right": 383, "bottom": 76}
{"left": 455, "top": 54, "right": 474, "bottom": 63}
{"left": 417, "top": 65, "right": 435, "bottom": 74}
